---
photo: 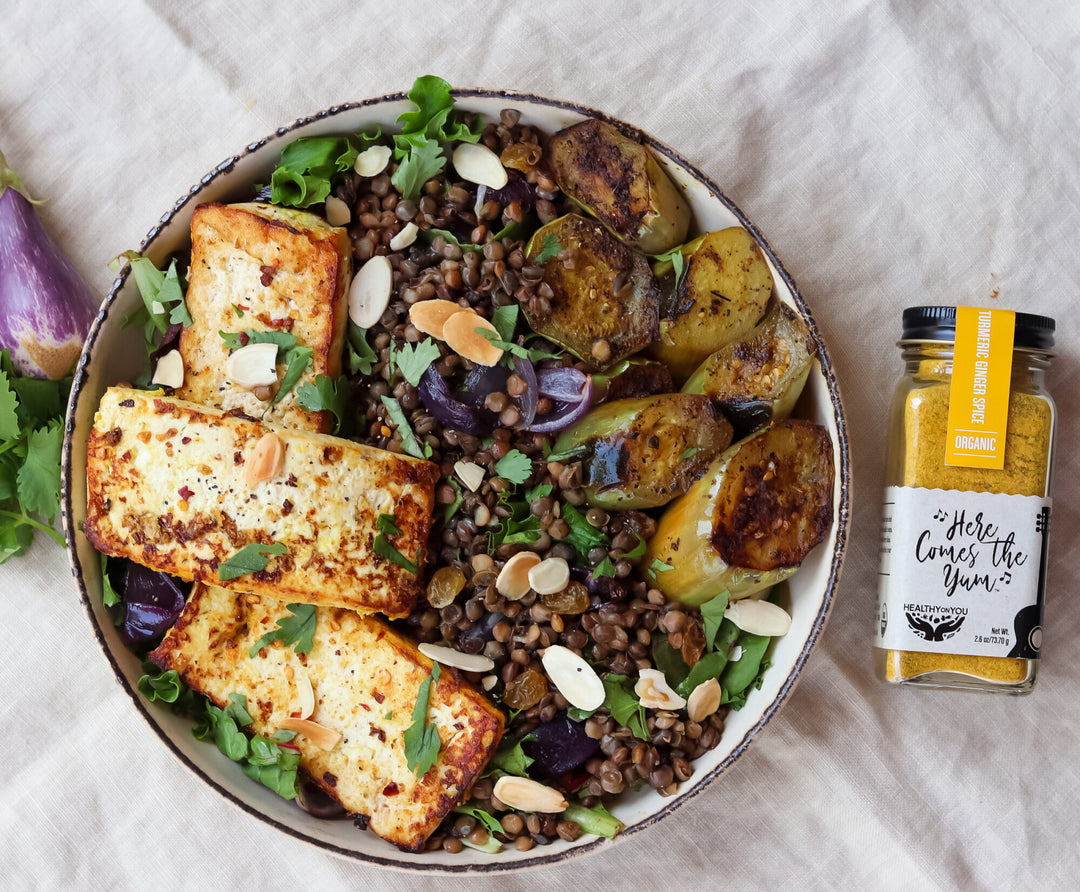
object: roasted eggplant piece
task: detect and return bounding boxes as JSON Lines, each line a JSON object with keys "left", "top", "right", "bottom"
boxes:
{"left": 550, "top": 394, "right": 732, "bottom": 509}
{"left": 524, "top": 214, "right": 660, "bottom": 370}
{"left": 648, "top": 227, "right": 774, "bottom": 382}
{"left": 591, "top": 357, "right": 674, "bottom": 403}
{"left": 683, "top": 300, "right": 815, "bottom": 438}
{"left": 645, "top": 420, "right": 835, "bottom": 606}
{"left": 548, "top": 119, "right": 690, "bottom": 255}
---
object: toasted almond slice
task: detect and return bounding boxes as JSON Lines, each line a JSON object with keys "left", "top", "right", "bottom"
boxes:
{"left": 686, "top": 677, "right": 722, "bottom": 723}
{"left": 528, "top": 557, "right": 570, "bottom": 596}
{"left": 724, "top": 599, "right": 792, "bottom": 637}
{"left": 349, "top": 254, "right": 393, "bottom": 329}
{"left": 541, "top": 645, "right": 605, "bottom": 711}
{"left": 409, "top": 299, "right": 475, "bottom": 340}
{"left": 242, "top": 432, "right": 286, "bottom": 487}
{"left": 481, "top": 675, "right": 498, "bottom": 691}
{"left": 296, "top": 672, "right": 315, "bottom": 720}
{"left": 151, "top": 349, "right": 184, "bottom": 389}
{"left": 418, "top": 642, "right": 495, "bottom": 673}
{"left": 634, "top": 668, "right": 686, "bottom": 710}
{"left": 278, "top": 717, "right": 341, "bottom": 751}
{"left": 225, "top": 342, "right": 279, "bottom": 388}
{"left": 492, "top": 775, "right": 568, "bottom": 813}
{"left": 453, "top": 460, "right": 485, "bottom": 492}
{"left": 496, "top": 551, "right": 542, "bottom": 600}
{"left": 324, "top": 194, "right": 351, "bottom": 226}
{"left": 442, "top": 311, "right": 503, "bottom": 366}
{"left": 354, "top": 144, "right": 392, "bottom": 177}
{"left": 389, "top": 221, "right": 419, "bottom": 251}
{"left": 453, "top": 142, "right": 509, "bottom": 190}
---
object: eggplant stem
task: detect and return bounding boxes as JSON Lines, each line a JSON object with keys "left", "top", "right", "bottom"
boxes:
{"left": 0, "top": 508, "right": 66, "bottom": 546}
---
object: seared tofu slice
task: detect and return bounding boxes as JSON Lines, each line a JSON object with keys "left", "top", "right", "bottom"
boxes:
{"left": 177, "top": 202, "right": 352, "bottom": 432}
{"left": 150, "top": 584, "right": 505, "bottom": 852}
{"left": 84, "top": 387, "right": 438, "bottom": 619}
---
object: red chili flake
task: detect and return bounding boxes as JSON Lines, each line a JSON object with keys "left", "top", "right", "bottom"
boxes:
{"left": 259, "top": 265, "right": 276, "bottom": 286}
{"left": 238, "top": 331, "right": 250, "bottom": 347}
{"left": 181, "top": 436, "right": 191, "bottom": 445}
{"left": 372, "top": 691, "right": 386, "bottom": 704}
{"left": 178, "top": 485, "right": 194, "bottom": 500}
{"left": 382, "top": 782, "right": 399, "bottom": 797}
{"left": 369, "top": 727, "right": 386, "bottom": 742}
{"left": 359, "top": 702, "right": 370, "bottom": 712}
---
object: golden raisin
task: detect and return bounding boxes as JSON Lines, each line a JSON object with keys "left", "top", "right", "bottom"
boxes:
{"left": 502, "top": 669, "right": 548, "bottom": 710}
{"left": 427, "top": 566, "right": 466, "bottom": 609}
{"left": 540, "top": 581, "right": 590, "bottom": 615}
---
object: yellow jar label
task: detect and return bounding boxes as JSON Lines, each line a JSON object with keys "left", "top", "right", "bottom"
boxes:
{"left": 945, "top": 306, "right": 1015, "bottom": 469}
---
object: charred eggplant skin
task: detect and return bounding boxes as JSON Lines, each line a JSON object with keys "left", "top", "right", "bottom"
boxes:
{"left": 551, "top": 394, "right": 733, "bottom": 510}
{"left": 524, "top": 214, "right": 660, "bottom": 370}
{"left": 548, "top": 119, "right": 690, "bottom": 255}
{"left": 645, "top": 419, "right": 835, "bottom": 606}
{"left": 683, "top": 300, "right": 815, "bottom": 438}
{"left": 648, "top": 227, "right": 775, "bottom": 382}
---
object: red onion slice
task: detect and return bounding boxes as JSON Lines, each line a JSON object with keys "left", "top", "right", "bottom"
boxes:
{"left": 536, "top": 367, "right": 590, "bottom": 402}
{"left": 417, "top": 367, "right": 494, "bottom": 435}
{"left": 528, "top": 374, "right": 594, "bottom": 433}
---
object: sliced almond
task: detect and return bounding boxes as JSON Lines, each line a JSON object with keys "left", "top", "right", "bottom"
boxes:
{"left": 492, "top": 775, "right": 567, "bottom": 813}
{"left": 634, "top": 668, "right": 686, "bottom": 710}
{"left": 278, "top": 717, "right": 341, "bottom": 751}
{"left": 481, "top": 675, "right": 498, "bottom": 691}
{"left": 685, "top": 677, "right": 722, "bottom": 723}
{"left": 409, "top": 299, "right": 475, "bottom": 340}
{"left": 354, "top": 144, "right": 392, "bottom": 177}
{"left": 151, "top": 349, "right": 184, "bottom": 389}
{"left": 541, "top": 645, "right": 604, "bottom": 711}
{"left": 389, "top": 221, "right": 419, "bottom": 251}
{"left": 242, "top": 432, "right": 286, "bottom": 487}
{"left": 324, "top": 194, "right": 351, "bottom": 226}
{"left": 496, "top": 551, "right": 542, "bottom": 600}
{"left": 453, "top": 460, "right": 485, "bottom": 492}
{"left": 296, "top": 672, "right": 315, "bottom": 720}
{"left": 528, "top": 557, "right": 570, "bottom": 596}
{"left": 442, "top": 311, "right": 503, "bottom": 366}
{"left": 418, "top": 642, "right": 495, "bottom": 673}
{"left": 348, "top": 254, "right": 393, "bottom": 329}
{"left": 453, "top": 142, "right": 509, "bottom": 190}
{"left": 724, "top": 599, "right": 792, "bottom": 637}
{"left": 225, "top": 342, "right": 279, "bottom": 388}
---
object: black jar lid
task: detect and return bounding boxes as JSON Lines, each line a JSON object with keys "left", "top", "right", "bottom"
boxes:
{"left": 902, "top": 305, "right": 1055, "bottom": 349}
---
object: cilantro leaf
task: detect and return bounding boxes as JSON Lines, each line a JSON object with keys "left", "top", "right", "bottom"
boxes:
{"left": 380, "top": 395, "right": 431, "bottom": 459}
{"left": 591, "top": 556, "right": 617, "bottom": 579}
{"left": 217, "top": 542, "right": 288, "bottom": 582}
{"left": 347, "top": 322, "right": 378, "bottom": 375}
{"left": 295, "top": 374, "right": 348, "bottom": 433}
{"left": 392, "top": 338, "right": 442, "bottom": 387}
{"left": 272, "top": 345, "right": 313, "bottom": 406}
{"left": 0, "top": 369, "right": 19, "bottom": 439}
{"left": 404, "top": 662, "right": 442, "bottom": 776}
{"left": 475, "top": 328, "right": 564, "bottom": 364}
{"left": 624, "top": 536, "right": 647, "bottom": 560}
{"left": 555, "top": 503, "right": 610, "bottom": 563}
{"left": 16, "top": 421, "right": 62, "bottom": 519}
{"left": 534, "top": 232, "right": 562, "bottom": 263}
{"left": 646, "top": 558, "right": 674, "bottom": 580}
{"left": 490, "top": 304, "right": 519, "bottom": 343}
{"left": 601, "top": 674, "right": 649, "bottom": 741}
{"left": 493, "top": 449, "right": 532, "bottom": 485}
{"left": 248, "top": 603, "right": 317, "bottom": 658}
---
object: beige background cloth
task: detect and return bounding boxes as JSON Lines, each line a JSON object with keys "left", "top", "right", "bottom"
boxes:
{"left": 3, "top": 0, "right": 1079, "bottom": 888}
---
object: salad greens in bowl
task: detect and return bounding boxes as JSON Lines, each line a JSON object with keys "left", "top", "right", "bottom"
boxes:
{"left": 62, "top": 77, "right": 850, "bottom": 872}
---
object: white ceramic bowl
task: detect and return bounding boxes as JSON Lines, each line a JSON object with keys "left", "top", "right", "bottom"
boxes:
{"left": 61, "top": 89, "right": 851, "bottom": 873}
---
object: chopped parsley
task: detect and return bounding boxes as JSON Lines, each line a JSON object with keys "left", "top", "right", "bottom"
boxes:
{"left": 391, "top": 338, "right": 442, "bottom": 387}
{"left": 295, "top": 374, "right": 348, "bottom": 433}
{"left": 534, "top": 232, "right": 562, "bottom": 263}
{"left": 646, "top": 557, "right": 674, "bottom": 580}
{"left": 347, "top": 322, "right": 378, "bottom": 375}
{"left": 493, "top": 449, "right": 532, "bottom": 485}
{"left": 248, "top": 603, "right": 318, "bottom": 658}
{"left": 555, "top": 503, "right": 610, "bottom": 562}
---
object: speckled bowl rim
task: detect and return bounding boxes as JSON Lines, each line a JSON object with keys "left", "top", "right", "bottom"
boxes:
{"left": 61, "top": 88, "right": 851, "bottom": 875}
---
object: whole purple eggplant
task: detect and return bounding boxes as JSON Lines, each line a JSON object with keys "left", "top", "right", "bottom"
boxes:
{"left": 0, "top": 150, "right": 97, "bottom": 379}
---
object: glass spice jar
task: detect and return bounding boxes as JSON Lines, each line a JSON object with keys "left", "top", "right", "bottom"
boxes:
{"left": 873, "top": 305, "right": 1056, "bottom": 694}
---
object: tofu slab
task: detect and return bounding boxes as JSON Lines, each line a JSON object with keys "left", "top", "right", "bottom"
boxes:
{"left": 177, "top": 202, "right": 351, "bottom": 432}
{"left": 84, "top": 387, "right": 438, "bottom": 618}
{"left": 150, "top": 583, "right": 505, "bottom": 852}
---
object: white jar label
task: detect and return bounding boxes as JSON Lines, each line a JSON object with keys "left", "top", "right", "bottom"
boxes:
{"left": 876, "top": 485, "right": 1050, "bottom": 658}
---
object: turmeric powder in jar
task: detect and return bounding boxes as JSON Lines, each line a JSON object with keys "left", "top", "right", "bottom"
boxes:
{"left": 874, "top": 306, "right": 1056, "bottom": 694}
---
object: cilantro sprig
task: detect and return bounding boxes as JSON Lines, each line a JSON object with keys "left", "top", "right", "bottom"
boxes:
{"left": 295, "top": 374, "right": 349, "bottom": 433}
{"left": 217, "top": 542, "right": 288, "bottom": 582}
{"left": 0, "top": 351, "right": 68, "bottom": 560}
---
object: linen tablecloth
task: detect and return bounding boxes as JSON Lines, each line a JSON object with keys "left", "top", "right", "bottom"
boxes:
{"left": 3, "top": 1, "right": 1079, "bottom": 888}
